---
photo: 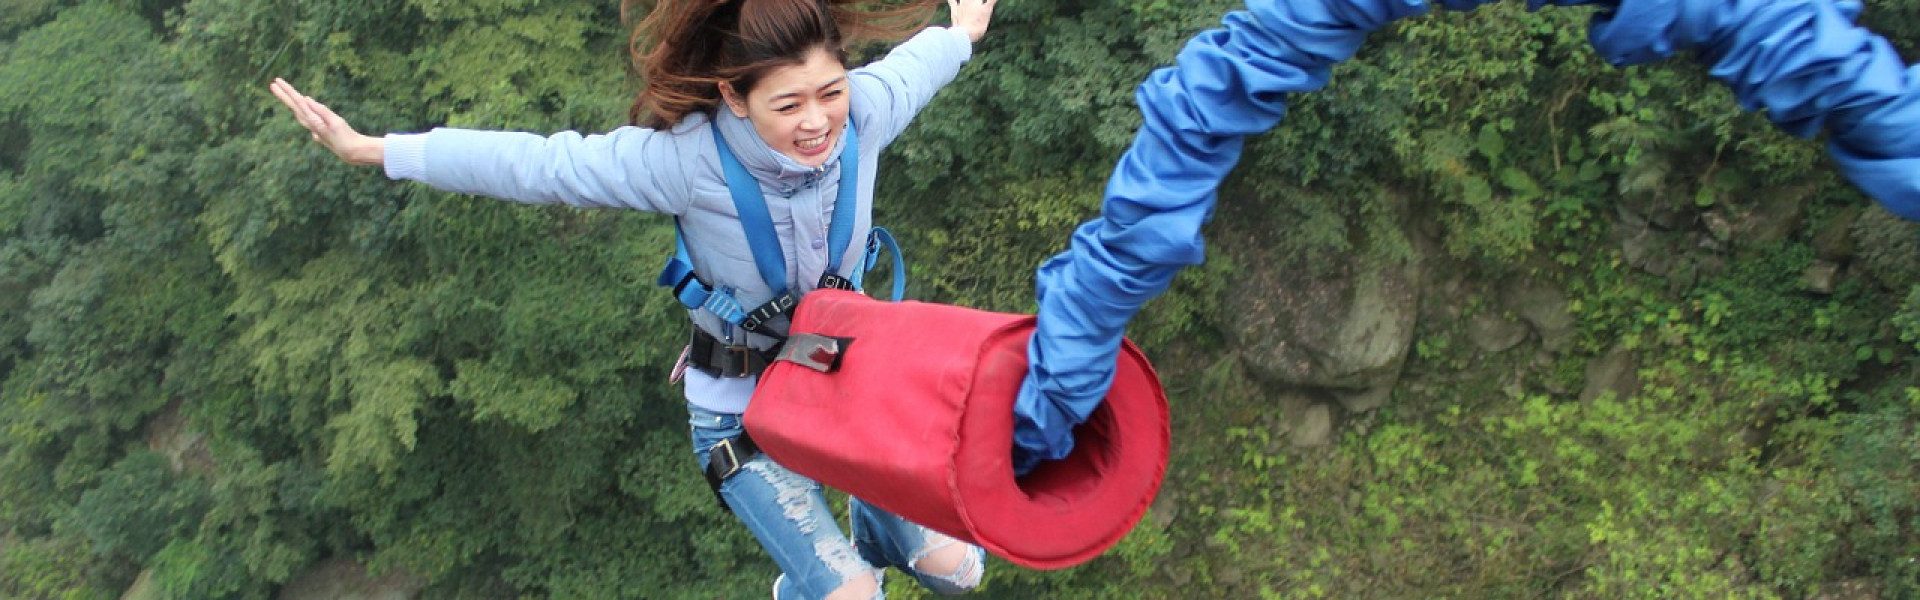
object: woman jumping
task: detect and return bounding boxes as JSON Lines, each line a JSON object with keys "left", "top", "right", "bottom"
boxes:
{"left": 269, "top": 0, "right": 999, "bottom": 597}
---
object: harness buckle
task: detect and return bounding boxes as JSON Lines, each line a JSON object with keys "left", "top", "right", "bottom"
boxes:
{"left": 703, "top": 432, "right": 760, "bottom": 512}
{"left": 723, "top": 345, "right": 756, "bottom": 378}
{"left": 819, "top": 274, "right": 855, "bottom": 291}
{"left": 740, "top": 292, "right": 799, "bottom": 336}
{"left": 711, "top": 438, "right": 744, "bottom": 479}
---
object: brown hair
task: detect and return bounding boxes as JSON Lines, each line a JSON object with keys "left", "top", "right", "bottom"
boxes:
{"left": 623, "top": 0, "right": 938, "bottom": 128}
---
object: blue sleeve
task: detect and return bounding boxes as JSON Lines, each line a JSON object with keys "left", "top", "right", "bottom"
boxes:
{"left": 1012, "top": 0, "right": 1920, "bottom": 475}
{"left": 1012, "top": 0, "right": 1451, "bottom": 474}
{"left": 383, "top": 125, "right": 693, "bottom": 215}
{"left": 848, "top": 27, "right": 973, "bottom": 150}
{"left": 1583, "top": 0, "right": 1920, "bottom": 219}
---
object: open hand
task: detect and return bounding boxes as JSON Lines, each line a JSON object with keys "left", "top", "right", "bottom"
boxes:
{"left": 948, "top": 0, "right": 998, "bottom": 43}
{"left": 268, "top": 78, "right": 383, "bottom": 166}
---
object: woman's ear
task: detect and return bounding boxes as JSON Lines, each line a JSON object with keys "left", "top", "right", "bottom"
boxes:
{"left": 717, "top": 82, "right": 750, "bottom": 118}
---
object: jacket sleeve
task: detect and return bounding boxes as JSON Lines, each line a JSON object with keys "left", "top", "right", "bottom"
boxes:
{"left": 847, "top": 26, "right": 973, "bottom": 149}
{"left": 382, "top": 125, "right": 692, "bottom": 215}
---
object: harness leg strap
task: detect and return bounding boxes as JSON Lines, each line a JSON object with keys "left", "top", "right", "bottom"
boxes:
{"left": 703, "top": 433, "right": 761, "bottom": 512}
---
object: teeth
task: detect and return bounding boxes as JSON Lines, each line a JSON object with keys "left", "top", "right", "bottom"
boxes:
{"left": 797, "top": 135, "right": 827, "bottom": 150}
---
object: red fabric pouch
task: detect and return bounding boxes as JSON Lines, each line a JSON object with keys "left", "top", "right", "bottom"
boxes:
{"left": 742, "top": 290, "right": 1170, "bottom": 569}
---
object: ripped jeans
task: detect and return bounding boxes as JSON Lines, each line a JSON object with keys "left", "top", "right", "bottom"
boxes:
{"left": 690, "top": 404, "right": 986, "bottom": 599}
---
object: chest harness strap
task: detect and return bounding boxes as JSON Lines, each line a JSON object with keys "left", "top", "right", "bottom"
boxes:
{"left": 658, "top": 119, "right": 905, "bottom": 353}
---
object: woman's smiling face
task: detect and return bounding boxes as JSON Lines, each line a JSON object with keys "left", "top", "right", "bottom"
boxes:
{"left": 724, "top": 46, "right": 850, "bottom": 168}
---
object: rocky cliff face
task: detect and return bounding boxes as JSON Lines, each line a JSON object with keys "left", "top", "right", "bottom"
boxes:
{"left": 1211, "top": 184, "right": 1912, "bottom": 448}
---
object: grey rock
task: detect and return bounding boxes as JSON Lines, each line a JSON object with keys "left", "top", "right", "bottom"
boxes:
{"left": 1580, "top": 345, "right": 1641, "bottom": 404}
{"left": 1813, "top": 207, "right": 1861, "bottom": 261}
{"left": 1703, "top": 211, "right": 1733, "bottom": 242}
{"left": 1803, "top": 260, "right": 1840, "bottom": 295}
{"left": 1505, "top": 282, "right": 1576, "bottom": 354}
{"left": 1228, "top": 257, "right": 1422, "bottom": 391}
{"left": 1621, "top": 226, "right": 1657, "bottom": 271}
{"left": 277, "top": 559, "right": 424, "bottom": 600}
{"left": 1291, "top": 404, "right": 1334, "bottom": 448}
{"left": 1467, "top": 311, "right": 1529, "bottom": 353}
{"left": 1335, "top": 385, "right": 1393, "bottom": 413}
{"left": 1647, "top": 205, "right": 1688, "bottom": 231}
{"left": 121, "top": 570, "right": 158, "bottom": 600}
{"left": 144, "top": 399, "right": 214, "bottom": 476}
{"left": 1735, "top": 185, "right": 1811, "bottom": 246}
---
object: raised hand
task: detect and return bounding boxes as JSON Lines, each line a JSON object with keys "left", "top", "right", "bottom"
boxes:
{"left": 948, "top": 0, "right": 998, "bottom": 43}
{"left": 268, "top": 78, "right": 384, "bottom": 166}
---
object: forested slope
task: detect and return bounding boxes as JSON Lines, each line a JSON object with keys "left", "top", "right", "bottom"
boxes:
{"left": 3, "top": 0, "right": 1918, "bottom": 598}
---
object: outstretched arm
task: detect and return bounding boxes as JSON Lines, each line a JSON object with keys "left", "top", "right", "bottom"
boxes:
{"left": 265, "top": 78, "right": 692, "bottom": 213}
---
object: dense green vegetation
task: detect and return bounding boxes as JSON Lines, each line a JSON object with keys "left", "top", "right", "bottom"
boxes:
{"left": 3, "top": 0, "right": 1918, "bottom": 597}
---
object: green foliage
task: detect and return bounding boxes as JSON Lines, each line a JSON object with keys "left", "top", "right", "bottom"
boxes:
{"left": 145, "top": 537, "right": 257, "bottom": 600}
{"left": 913, "top": 174, "right": 1101, "bottom": 311}
{"left": 58, "top": 452, "right": 210, "bottom": 563}
{"left": 0, "top": 534, "right": 125, "bottom": 600}
{"left": 6, "top": 0, "right": 1920, "bottom": 597}
{"left": 1852, "top": 208, "right": 1920, "bottom": 290}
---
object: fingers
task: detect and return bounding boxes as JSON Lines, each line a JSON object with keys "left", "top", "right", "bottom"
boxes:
{"left": 294, "top": 92, "right": 328, "bottom": 131}
{"left": 269, "top": 78, "right": 321, "bottom": 133}
{"left": 269, "top": 78, "right": 354, "bottom": 140}
{"left": 947, "top": 0, "right": 994, "bottom": 24}
{"left": 947, "top": 0, "right": 993, "bottom": 43}
{"left": 308, "top": 98, "right": 346, "bottom": 132}
{"left": 268, "top": 79, "right": 304, "bottom": 121}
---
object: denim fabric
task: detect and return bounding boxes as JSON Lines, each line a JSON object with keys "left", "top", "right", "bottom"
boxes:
{"left": 848, "top": 496, "right": 986, "bottom": 595}
{"left": 689, "top": 404, "right": 984, "bottom": 599}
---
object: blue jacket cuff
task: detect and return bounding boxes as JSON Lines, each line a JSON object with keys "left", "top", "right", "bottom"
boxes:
{"left": 382, "top": 132, "right": 429, "bottom": 181}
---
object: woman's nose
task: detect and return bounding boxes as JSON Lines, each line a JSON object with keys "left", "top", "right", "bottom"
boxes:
{"left": 801, "top": 103, "right": 825, "bottom": 130}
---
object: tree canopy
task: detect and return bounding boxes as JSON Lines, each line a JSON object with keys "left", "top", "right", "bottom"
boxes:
{"left": 3, "top": 0, "right": 1918, "bottom": 597}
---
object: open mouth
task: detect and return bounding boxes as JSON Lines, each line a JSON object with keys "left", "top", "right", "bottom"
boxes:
{"left": 796, "top": 133, "right": 830, "bottom": 156}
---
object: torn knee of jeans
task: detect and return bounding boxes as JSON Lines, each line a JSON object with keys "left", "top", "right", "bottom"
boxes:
{"left": 814, "top": 537, "right": 870, "bottom": 578}
{"left": 909, "top": 536, "right": 983, "bottom": 592}
{"left": 745, "top": 460, "right": 822, "bottom": 535}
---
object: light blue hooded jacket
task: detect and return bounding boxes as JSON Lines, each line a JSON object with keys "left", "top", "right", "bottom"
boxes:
{"left": 383, "top": 27, "right": 973, "bottom": 413}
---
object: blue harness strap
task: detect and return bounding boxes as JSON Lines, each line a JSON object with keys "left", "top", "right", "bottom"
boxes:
{"left": 820, "top": 128, "right": 861, "bottom": 277}
{"left": 657, "top": 119, "right": 903, "bottom": 336}
{"left": 714, "top": 123, "right": 799, "bottom": 295}
{"left": 851, "top": 226, "right": 907, "bottom": 302}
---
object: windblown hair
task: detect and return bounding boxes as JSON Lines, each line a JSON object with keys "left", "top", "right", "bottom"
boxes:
{"left": 623, "top": 0, "right": 937, "bottom": 128}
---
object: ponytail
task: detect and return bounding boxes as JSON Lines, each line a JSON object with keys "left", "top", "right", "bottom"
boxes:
{"left": 623, "top": 0, "right": 938, "bottom": 128}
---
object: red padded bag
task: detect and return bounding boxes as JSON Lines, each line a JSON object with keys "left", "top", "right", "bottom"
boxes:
{"left": 742, "top": 289, "right": 1170, "bottom": 570}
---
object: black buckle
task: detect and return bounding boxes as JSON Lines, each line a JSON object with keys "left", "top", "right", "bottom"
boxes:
{"left": 710, "top": 438, "right": 745, "bottom": 479}
{"left": 819, "top": 274, "right": 855, "bottom": 291}
{"left": 687, "top": 329, "right": 772, "bottom": 378}
{"left": 702, "top": 434, "right": 759, "bottom": 512}
{"left": 671, "top": 271, "right": 705, "bottom": 297}
{"left": 722, "top": 345, "right": 755, "bottom": 379}
{"left": 740, "top": 292, "right": 799, "bottom": 336}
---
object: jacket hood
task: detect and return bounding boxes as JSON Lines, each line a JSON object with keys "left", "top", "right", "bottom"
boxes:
{"left": 713, "top": 109, "right": 849, "bottom": 192}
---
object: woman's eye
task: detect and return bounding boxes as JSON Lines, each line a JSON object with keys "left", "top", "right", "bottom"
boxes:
{"left": 776, "top": 104, "right": 798, "bottom": 113}
{"left": 824, "top": 89, "right": 844, "bottom": 100}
